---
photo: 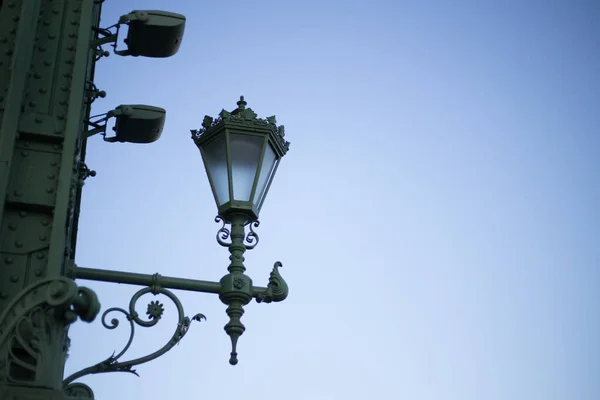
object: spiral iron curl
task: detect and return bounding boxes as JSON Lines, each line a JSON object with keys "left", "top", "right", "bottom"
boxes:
{"left": 244, "top": 220, "right": 260, "bottom": 250}
{"left": 63, "top": 286, "right": 205, "bottom": 386}
{"left": 215, "top": 215, "right": 232, "bottom": 247}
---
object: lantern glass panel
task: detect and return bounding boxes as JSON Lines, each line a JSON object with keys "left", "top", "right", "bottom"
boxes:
{"left": 253, "top": 143, "right": 277, "bottom": 209}
{"left": 202, "top": 135, "right": 229, "bottom": 206}
{"left": 229, "top": 133, "right": 264, "bottom": 202}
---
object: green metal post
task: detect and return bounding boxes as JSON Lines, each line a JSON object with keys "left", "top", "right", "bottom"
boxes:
{"left": 0, "top": 1, "right": 101, "bottom": 399}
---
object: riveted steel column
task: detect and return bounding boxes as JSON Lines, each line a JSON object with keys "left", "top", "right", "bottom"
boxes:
{"left": 0, "top": 1, "right": 99, "bottom": 399}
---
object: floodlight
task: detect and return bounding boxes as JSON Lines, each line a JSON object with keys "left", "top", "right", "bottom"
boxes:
{"left": 118, "top": 10, "right": 185, "bottom": 58}
{"left": 85, "top": 105, "right": 166, "bottom": 144}
{"left": 91, "top": 10, "right": 186, "bottom": 58}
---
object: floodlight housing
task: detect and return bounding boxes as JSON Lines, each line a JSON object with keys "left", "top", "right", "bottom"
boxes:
{"left": 105, "top": 105, "right": 166, "bottom": 143}
{"left": 118, "top": 10, "right": 186, "bottom": 58}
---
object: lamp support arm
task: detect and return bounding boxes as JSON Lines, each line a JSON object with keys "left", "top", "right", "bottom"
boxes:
{"left": 70, "top": 265, "right": 272, "bottom": 300}
{"left": 63, "top": 215, "right": 288, "bottom": 375}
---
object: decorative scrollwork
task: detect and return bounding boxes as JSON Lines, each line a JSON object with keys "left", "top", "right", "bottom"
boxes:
{"left": 63, "top": 286, "right": 206, "bottom": 386}
{"left": 256, "top": 262, "right": 289, "bottom": 304}
{"left": 215, "top": 215, "right": 232, "bottom": 247}
{"left": 244, "top": 220, "right": 260, "bottom": 250}
{"left": 64, "top": 382, "right": 95, "bottom": 399}
{"left": 0, "top": 278, "right": 100, "bottom": 387}
{"left": 272, "top": 124, "right": 290, "bottom": 152}
{"left": 215, "top": 217, "right": 261, "bottom": 250}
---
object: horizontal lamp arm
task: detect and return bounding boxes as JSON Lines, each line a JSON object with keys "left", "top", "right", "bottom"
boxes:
{"left": 71, "top": 265, "right": 270, "bottom": 299}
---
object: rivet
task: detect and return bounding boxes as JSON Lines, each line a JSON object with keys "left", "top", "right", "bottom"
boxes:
{"left": 48, "top": 173, "right": 56, "bottom": 179}
{"left": 10, "top": 275, "right": 19, "bottom": 283}
{"left": 29, "top": 101, "right": 37, "bottom": 107}
{"left": 63, "top": 73, "right": 72, "bottom": 78}
{"left": 41, "top": 219, "right": 49, "bottom": 226}
{"left": 33, "top": 72, "right": 41, "bottom": 79}
{"left": 34, "top": 117, "right": 42, "bottom": 123}
{"left": 52, "top": 7, "right": 60, "bottom": 14}
{"left": 48, "top": 33, "right": 56, "bottom": 39}
{"left": 12, "top": 16, "right": 19, "bottom": 21}
{"left": 14, "top": 241, "right": 23, "bottom": 248}
{"left": 46, "top": 187, "right": 54, "bottom": 194}
{"left": 61, "top": 86, "right": 68, "bottom": 92}
{"left": 38, "top": 46, "right": 46, "bottom": 52}
{"left": 21, "top": 150, "right": 28, "bottom": 156}
{"left": 39, "top": 88, "right": 47, "bottom": 94}
{"left": 68, "top": 33, "right": 76, "bottom": 38}
{"left": 70, "top": 20, "right": 79, "bottom": 25}
{"left": 67, "top": 45, "right": 75, "bottom": 51}
{"left": 50, "top": 161, "right": 58, "bottom": 166}
{"left": 19, "top": 211, "right": 27, "bottom": 217}
{"left": 8, "top": 223, "right": 16, "bottom": 231}
{"left": 57, "top": 115, "right": 64, "bottom": 120}
{"left": 5, "top": 49, "right": 13, "bottom": 56}
{"left": 0, "top": 292, "right": 7, "bottom": 299}
{"left": 43, "top": 60, "right": 51, "bottom": 66}
{"left": 73, "top": 7, "right": 81, "bottom": 12}
{"left": 34, "top": 268, "right": 43, "bottom": 276}
{"left": 10, "top": 28, "right": 17, "bottom": 34}
{"left": 13, "top": 190, "right": 22, "bottom": 197}
{"left": 23, "top": 142, "right": 30, "bottom": 147}
{"left": 36, "top": 253, "right": 45, "bottom": 260}
{"left": 43, "top": 20, "right": 50, "bottom": 26}
{"left": 65, "top": 59, "right": 73, "bottom": 65}
{"left": 4, "top": 257, "right": 13, "bottom": 264}
{"left": 59, "top": 100, "right": 67, "bottom": 105}
{"left": 0, "top": 37, "right": 7, "bottom": 43}
{"left": 39, "top": 235, "right": 47, "bottom": 241}
{"left": 8, "top": 1, "right": 15, "bottom": 8}
{"left": 52, "top": 144, "right": 61, "bottom": 150}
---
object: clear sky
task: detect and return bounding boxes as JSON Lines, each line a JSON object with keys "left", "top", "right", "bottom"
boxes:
{"left": 66, "top": 1, "right": 600, "bottom": 399}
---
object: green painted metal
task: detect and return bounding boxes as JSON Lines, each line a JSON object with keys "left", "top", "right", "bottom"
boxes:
{"left": 0, "top": 2, "right": 103, "bottom": 398}
{"left": 66, "top": 214, "right": 288, "bottom": 373}
{"left": 62, "top": 285, "right": 206, "bottom": 384}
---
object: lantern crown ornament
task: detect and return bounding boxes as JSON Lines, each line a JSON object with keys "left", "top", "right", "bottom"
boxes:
{"left": 191, "top": 96, "right": 290, "bottom": 222}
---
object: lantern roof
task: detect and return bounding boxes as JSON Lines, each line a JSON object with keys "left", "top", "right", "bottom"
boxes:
{"left": 191, "top": 96, "right": 290, "bottom": 157}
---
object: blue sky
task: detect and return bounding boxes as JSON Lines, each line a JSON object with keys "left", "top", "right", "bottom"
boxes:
{"left": 66, "top": 1, "right": 600, "bottom": 399}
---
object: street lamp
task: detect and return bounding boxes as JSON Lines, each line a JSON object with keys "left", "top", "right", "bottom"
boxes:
{"left": 192, "top": 96, "right": 290, "bottom": 221}
{"left": 64, "top": 97, "right": 291, "bottom": 394}
{"left": 190, "top": 97, "right": 290, "bottom": 364}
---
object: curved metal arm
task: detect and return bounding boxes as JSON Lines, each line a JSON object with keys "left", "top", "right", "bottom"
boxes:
{"left": 63, "top": 286, "right": 205, "bottom": 385}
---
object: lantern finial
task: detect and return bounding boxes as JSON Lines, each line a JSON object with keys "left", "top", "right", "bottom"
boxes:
{"left": 236, "top": 96, "right": 247, "bottom": 110}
